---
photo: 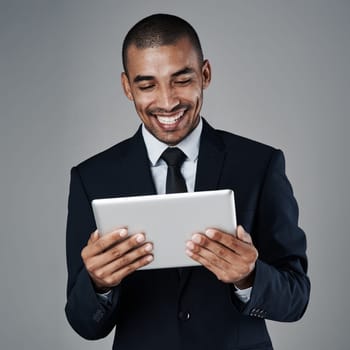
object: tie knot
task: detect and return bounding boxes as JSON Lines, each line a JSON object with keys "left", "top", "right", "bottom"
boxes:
{"left": 161, "top": 147, "right": 186, "bottom": 167}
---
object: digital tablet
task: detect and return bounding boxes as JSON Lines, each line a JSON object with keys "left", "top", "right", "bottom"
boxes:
{"left": 91, "top": 189, "right": 236, "bottom": 270}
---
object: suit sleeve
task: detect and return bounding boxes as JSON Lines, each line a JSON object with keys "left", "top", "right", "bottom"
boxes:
{"left": 239, "top": 150, "right": 310, "bottom": 321}
{"left": 65, "top": 167, "right": 120, "bottom": 340}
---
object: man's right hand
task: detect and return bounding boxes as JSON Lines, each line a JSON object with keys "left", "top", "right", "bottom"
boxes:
{"left": 81, "top": 228, "right": 153, "bottom": 292}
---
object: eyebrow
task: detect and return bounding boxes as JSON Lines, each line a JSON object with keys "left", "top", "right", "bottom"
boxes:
{"left": 133, "top": 67, "right": 195, "bottom": 83}
{"left": 133, "top": 75, "right": 154, "bottom": 83}
{"left": 172, "top": 67, "right": 195, "bottom": 77}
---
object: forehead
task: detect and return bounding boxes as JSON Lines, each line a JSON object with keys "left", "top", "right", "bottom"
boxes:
{"left": 125, "top": 37, "right": 201, "bottom": 78}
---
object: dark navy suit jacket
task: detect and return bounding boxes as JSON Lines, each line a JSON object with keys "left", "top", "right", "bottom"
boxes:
{"left": 65, "top": 120, "right": 310, "bottom": 350}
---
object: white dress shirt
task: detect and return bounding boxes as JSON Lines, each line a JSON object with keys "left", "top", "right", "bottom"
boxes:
{"left": 141, "top": 119, "right": 201, "bottom": 194}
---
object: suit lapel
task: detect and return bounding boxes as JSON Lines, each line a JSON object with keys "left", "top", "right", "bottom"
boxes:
{"left": 119, "top": 126, "right": 157, "bottom": 197}
{"left": 195, "top": 119, "right": 226, "bottom": 192}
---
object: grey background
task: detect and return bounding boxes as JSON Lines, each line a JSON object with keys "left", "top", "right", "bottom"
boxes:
{"left": 1, "top": 0, "right": 349, "bottom": 349}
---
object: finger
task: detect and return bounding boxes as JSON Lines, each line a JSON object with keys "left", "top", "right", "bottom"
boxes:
{"left": 236, "top": 225, "right": 252, "bottom": 244}
{"left": 88, "top": 230, "right": 99, "bottom": 245}
{"left": 204, "top": 229, "right": 252, "bottom": 256}
{"left": 94, "top": 242, "right": 153, "bottom": 281}
{"left": 101, "top": 233, "right": 148, "bottom": 266}
{"left": 186, "top": 248, "right": 234, "bottom": 283}
{"left": 187, "top": 236, "right": 234, "bottom": 265}
{"left": 187, "top": 239, "right": 231, "bottom": 267}
{"left": 84, "top": 228, "right": 128, "bottom": 258}
{"left": 187, "top": 235, "right": 251, "bottom": 271}
{"left": 189, "top": 231, "right": 258, "bottom": 267}
{"left": 187, "top": 245, "right": 255, "bottom": 284}
{"left": 84, "top": 232, "right": 149, "bottom": 272}
{"left": 98, "top": 254, "right": 154, "bottom": 288}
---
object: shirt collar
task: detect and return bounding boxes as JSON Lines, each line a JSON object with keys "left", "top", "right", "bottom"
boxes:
{"left": 142, "top": 118, "right": 203, "bottom": 166}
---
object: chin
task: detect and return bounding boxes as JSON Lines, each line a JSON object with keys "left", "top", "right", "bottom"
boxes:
{"left": 158, "top": 132, "right": 185, "bottom": 146}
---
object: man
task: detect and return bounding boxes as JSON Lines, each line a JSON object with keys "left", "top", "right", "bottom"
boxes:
{"left": 65, "top": 14, "right": 310, "bottom": 350}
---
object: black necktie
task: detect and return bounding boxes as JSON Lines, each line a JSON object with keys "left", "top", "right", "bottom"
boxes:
{"left": 161, "top": 147, "right": 187, "bottom": 278}
{"left": 161, "top": 147, "right": 187, "bottom": 193}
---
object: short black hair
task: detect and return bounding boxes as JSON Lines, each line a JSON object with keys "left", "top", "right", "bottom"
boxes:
{"left": 122, "top": 13, "right": 204, "bottom": 74}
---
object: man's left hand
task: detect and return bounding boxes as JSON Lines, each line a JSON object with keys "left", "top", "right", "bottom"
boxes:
{"left": 186, "top": 225, "right": 258, "bottom": 289}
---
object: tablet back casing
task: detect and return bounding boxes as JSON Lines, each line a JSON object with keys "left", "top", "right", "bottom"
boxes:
{"left": 92, "top": 189, "right": 236, "bottom": 270}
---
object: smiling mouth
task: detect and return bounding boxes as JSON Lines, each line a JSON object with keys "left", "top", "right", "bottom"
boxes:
{"left": 153, "top": 110, "right": 185, "bottom": 126}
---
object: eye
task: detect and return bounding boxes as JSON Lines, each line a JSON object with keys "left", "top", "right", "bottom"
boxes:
{"left": 175, "top": 79, "right": 191, "bottom": 86}
{"left": 138, "top": 84, "right": 155, "bottom": 91}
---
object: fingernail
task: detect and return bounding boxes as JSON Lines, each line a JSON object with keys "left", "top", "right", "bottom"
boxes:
{"left": 136, "top": 234, "right": 145, "bottom": 243}
{"left": 145, "top": 243, "right": 153, "bottom": 252}
{"left": 205, "top": 229, "right": 215, "bottom": 238}
{"left": 119, "top": 229, "right": 128, "bottom": 237}
{"left": 186, "top": 249, "right": 193, "bottom": 257}
{"left": 192, "top": 234, "right": 201, "bottom": 244}
{"left": 186, "top": 241, "right": 194, "bottom": 250}
{"left": 146, "top": 255, "right": 153, "bottom": 262}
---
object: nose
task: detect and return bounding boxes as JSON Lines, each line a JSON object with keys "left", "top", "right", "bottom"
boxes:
{"left": 156, "top": 84, "right": 180, "bottom": 112}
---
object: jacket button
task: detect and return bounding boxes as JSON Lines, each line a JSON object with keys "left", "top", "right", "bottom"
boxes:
{"left": 178, "top": 311, "right": 190, "bottom": 321}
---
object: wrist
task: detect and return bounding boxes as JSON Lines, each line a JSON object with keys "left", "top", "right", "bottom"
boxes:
{"left": 92, "top": 280, "right": 112, "bottom": 294}
{"left": 234, "top": 270, "right": 255, "bottom": 290}
{"left": 95, "top": 286, "right": 112, "bottom": 294}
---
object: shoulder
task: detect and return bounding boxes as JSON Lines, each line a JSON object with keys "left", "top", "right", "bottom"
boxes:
{"left": 217, "top": 128, "right": 283, "bottom": 174}
{"left": 203, "top": 119, "right": 279, "bottom": 160}
{"left": 218, "top": 128, "right": 275, "bottom": 153}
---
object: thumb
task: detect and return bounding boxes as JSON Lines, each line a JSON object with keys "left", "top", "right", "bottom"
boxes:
{"left": 236, "top": 225, "right": 252, "bottom": 244}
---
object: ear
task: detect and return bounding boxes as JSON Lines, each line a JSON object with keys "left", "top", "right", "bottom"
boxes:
{"left": 201, "top": 59, "right": 211, "bottom": 89}
{"left": 121, "top": 72, "right": 134, "bottom": 101}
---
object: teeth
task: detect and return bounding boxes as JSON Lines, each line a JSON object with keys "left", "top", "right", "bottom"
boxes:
{"left": 156, "top": 111, "right": 184, "bottom": 124}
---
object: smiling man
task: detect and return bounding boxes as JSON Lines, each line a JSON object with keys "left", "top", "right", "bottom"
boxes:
{"left": 65, "top": 14, "right": 310, "bottom": 350}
